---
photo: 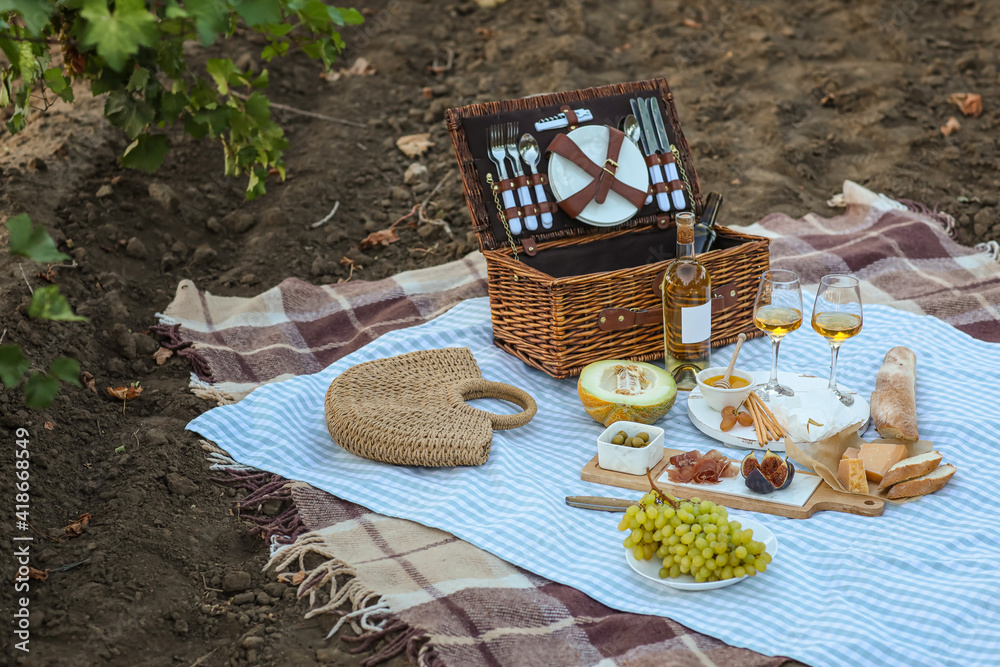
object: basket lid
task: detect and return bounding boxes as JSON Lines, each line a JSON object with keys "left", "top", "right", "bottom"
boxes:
{"left": 446, "top": 78, "right": 703, "bottom": 252}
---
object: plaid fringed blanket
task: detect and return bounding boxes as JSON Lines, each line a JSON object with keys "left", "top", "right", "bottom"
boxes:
{"left": 157, "top": 181, "right": 999, "bottom": 667}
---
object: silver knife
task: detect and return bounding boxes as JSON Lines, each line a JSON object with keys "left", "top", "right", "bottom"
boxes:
{"left": 565, "top": 496, "right": 637, "bottom": 512}
{"left": 634, "top": 99, "right": 670, "bottom": 212}
{"left": 648, "top": 98, "right": 687, "bottom": 211}
{"left": 628, "top": 100, "right": 654, "bottom": 206}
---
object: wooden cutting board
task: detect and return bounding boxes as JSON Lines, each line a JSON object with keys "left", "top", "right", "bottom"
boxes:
{"left": 580, "top": 448, "right": 884, "bottom": 519}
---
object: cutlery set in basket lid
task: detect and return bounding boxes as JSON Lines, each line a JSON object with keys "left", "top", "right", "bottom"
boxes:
{"left": 446, "top": 78, "right": 771, "bottom": 379}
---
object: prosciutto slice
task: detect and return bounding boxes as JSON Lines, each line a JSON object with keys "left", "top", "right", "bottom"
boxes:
{"left": 666, "top": 449, "right": 737, "bottom": 484}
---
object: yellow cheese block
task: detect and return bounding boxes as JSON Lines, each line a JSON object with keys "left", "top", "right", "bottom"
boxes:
{"left": 837, "top": 457, "right": 868, "bottom": 494}
{"left": 842, "top": 447, "right": 860, "bottom": 460}
{"left": 858, "top": 442, "right": 909, "bottom": 483}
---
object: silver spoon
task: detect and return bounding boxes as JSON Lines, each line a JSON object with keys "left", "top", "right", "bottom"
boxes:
{"left": 715, "top": 333, "right": 747, "bottom": 389}
{"left": 622, "top": 115, "right": 652, "bottom": 206}
{"left": 518, "top": 133, "right": 553, "bottom": 229}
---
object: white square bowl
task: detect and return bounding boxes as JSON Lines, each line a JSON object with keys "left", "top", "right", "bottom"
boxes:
{"left": 596, "top": 421, "right": 666, "bottom": 476}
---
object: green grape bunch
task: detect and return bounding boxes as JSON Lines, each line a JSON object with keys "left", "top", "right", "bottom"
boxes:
{"left": 0, "top": 0, "right": 364, "bottom": 198}
{"left": 618, "top": 474, "right": 772, "bottom": 584}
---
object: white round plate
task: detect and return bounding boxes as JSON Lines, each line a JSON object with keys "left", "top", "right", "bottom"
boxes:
{"left": 625, "top": 514, "right": 778, "bottom": 591}
{"left": 686, "top": 371, "right": 871, "bottom": 452}
{"left": 548, "top": 125, "right": 648, "bottom": 226}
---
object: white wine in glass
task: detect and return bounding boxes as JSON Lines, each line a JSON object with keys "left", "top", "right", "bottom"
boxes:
{"left": 811, "top": 275, "right": 863, "bottom": 406}
{"left": 752, "top": 270, "right": 803, "bottom": 401}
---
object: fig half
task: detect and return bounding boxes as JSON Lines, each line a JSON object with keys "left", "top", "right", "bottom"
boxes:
{"left": 745, "top": 468, "right": 776, "bottom": 494}
{"left": 740, "top": 452, "right": 760, "bottom": 479}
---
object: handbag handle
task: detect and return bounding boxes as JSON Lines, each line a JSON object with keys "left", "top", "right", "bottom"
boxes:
{"left": 447, "top": 378, "right": 537, "bottom": 430}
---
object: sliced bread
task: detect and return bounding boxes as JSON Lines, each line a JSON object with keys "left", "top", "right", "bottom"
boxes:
{"left": 886, "top": 464, "right": 956, "bottom": 499}
{"left": 877, "top": 450, "right": 942, "bottom": 490}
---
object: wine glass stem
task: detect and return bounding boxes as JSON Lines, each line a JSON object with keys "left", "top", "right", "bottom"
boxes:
{"left": 768, "top": 336, "right": 782, "bottom": 386}
{"left": 828, "top": 342, "right": 842, "bottom": 393}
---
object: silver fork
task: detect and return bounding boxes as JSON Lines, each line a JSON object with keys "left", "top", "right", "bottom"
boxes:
{"left": 488, "top": 125, "right": 522, "bottom": 235}
{"left": 504, "top": 121, "right": 538, "bottom": 232}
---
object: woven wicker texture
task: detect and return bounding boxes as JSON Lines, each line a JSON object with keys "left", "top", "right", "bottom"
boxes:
{"left": 324, "top": 348, "right": 536, "bottom": 467}
{"left": 447, "top": 77, "right": 770, "bottom": 379}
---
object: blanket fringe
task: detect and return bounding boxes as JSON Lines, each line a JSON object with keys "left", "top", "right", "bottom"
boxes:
{"left": 149, "top": 323, "right": 214, "bottom": 380}
{"left": 267, "top": 533, "right": 441, "bottom": 667}
{"left": 975, "top": 240, "right": 999, "bottom": 263}
{"left": 896, "top": 197, "right": 958, "bottom": 238}
{"left": 210, "top": 466, "right": 307, "bottom": 542}
{"left": 189, "top": 374, "right": 240, "bottom": 405}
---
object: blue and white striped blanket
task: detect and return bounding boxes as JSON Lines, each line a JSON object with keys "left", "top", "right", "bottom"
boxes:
{"left": 188, "top": 296, "right": 1000, "bottom": 667}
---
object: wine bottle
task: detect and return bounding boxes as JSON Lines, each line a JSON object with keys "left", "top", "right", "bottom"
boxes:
{"left": 693, "top": 192, "right": 723, "bottom": 254}
{"left": 663, "top": 212, "right": 712, "bottom": 390}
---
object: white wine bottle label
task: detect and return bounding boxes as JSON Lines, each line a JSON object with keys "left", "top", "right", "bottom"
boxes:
{"left": 681, "top": 302, "right": 712, "bottom": 344}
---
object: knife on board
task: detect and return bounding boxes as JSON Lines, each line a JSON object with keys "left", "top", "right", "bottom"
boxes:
{"left": 648, "top": 98, "right": 688, "bottom": 211}
{"left": 631, "top": 98, "right": 670, "bottom": 212}
{"left": 565, "top": 496, "right": 637, "bottom": 512}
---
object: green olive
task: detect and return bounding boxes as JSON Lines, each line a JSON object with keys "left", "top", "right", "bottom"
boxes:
{"left": 612, "top": 434, "right": 625, "bottom": 445}
{"left": 636, "top": 432, "right": 650, "bottom": 442}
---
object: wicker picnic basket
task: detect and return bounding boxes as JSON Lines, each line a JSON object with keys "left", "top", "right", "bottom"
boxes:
{"left": 446, "top": 78, "right": 769, "bottom": 379}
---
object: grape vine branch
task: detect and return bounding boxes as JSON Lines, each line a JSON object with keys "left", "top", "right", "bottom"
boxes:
{"left": 0, "top": 0, "right": 364, "bottom": 198}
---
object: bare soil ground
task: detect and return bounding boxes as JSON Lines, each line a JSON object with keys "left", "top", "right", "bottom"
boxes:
{"left": 1, "top": 0, "right": 997, "bottom": 665}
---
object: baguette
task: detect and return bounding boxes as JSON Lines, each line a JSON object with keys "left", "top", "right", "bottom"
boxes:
{"left": 877, "top": 450, "right": 942, "bottom": 490}
{"left": 886, "top": 464, "right": 956, "bottom": 499}
{"left": 870, "top": 346, "right": 918, "bottom": 441}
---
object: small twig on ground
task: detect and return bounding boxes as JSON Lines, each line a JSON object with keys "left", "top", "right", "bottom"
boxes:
{"left": 428, "top": 48, "right": 455, "bottom": 74}
{"left": 19, "top": 264, "right": 34, "bottom": 295}
{"left": 232, "top": 91, "right": 366, "bottom": 128}
{"left": 356, "top": 142, "right": 367, "bottom": 151}
{"left": 27, "top": 521, "right": 61, "bottom": 543}
{"left": 201, "top": 574, "right": 223, "bottom": 593}
{"left": 310, "top": 201, "right": 340, "bottom": 228}
{"left": 132, "top": 429, "right": 140, "bottom": 447}
{"left": 50, "top": 260, "right": 80, "bottom": 269}
{"left": 189, "top": 648, "right": 218, "bottom": 667}
{"left": 416, "top": 171, "right": 455, "bottom": 238}
{"left": 0, "top": 329, "right": 6, "bottom": 344}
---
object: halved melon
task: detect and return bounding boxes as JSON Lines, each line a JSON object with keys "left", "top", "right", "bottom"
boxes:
{"left": 577, "top": 360, "right": 677, "bottom": 427}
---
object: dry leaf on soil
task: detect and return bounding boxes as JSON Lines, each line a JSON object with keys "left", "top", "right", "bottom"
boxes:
{"left": 682, "top": 18, "right": 703, "bottom": 28}
{"left": 396, "top": 133, "right": 434, "bottom": 158}
{"left": 152, "top": 347, "right": 174, "bottom": 365}
{"left": 359, "top": 227, "right": 401, "bottom": 250}
{"left": 26, "top": 566, "right": 49, "bottom": 581}
{"left": 43, "top": 421, "right": 54, "bottom": 430}
{"left": 81, "top": 371, "right": 97, "bottom": 394}
{"left": 474, "top": 0, "right": 508, "bottom": 7}
{"left": 108, "top": 385, "right": 143, "bottom": 400}
{"left": 292, "top": 570, "right": 306, "bottom": 585}
{"left": 940, "top": 116, "right": 961, "bottom": 136}
{"left": 64, "top": 513, "right": 91, "bottom": 538}
{"left": 947, "top": 92, "right": 983, "bottom": 118}
{"left": 320, "top": 56, "right": 377, "bottom": 82}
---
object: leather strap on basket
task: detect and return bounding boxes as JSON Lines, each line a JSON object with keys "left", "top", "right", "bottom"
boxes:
{"left": 447, "top": 378, "right": 537, "bottom": 430}
{"left": 548, "top": 130, "right": 647, "bottom": 219}
{"left": 560, "top": 105, "right": 579, "bottom": 129}
{"left": 596, "top": 282, "right": 741, "bottom": 331}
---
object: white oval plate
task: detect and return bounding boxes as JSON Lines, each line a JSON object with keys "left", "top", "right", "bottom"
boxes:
{"left": 625, "top": 514, "right": 778, "bottom": 591}
{"left": 686, "top": 371, "right": 871, "bottom": 452}
{"left": 548, "top": 125, "right": 648, "bottom": 226}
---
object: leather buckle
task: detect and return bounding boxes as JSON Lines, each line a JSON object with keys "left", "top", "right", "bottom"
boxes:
{"left": 602, "top": 158, "right": 619, "bottom": 176}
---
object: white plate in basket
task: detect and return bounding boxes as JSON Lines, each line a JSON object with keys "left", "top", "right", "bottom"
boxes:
{"left": 548, "top": 125, "right": 648, "bottom": 226}
{"left": 686, "top": 371, "right": 871, "bottom": 452}
{"left": 625, "top": 514, "right": 778, "bottom": 591}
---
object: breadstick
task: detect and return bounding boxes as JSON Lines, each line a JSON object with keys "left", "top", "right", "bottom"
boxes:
{"left": 750, "top": 393, "right": 783, "bottom": 440}
{"left": 744, "top": 397, "right": 767, "bottom": 446}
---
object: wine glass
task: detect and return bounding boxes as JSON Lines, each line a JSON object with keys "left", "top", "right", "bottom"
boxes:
{"left": 752, "top": 270, "right": 803, "bottom": 402}
{"left": 811, "top": 275, "right": 863, "bottom": 406}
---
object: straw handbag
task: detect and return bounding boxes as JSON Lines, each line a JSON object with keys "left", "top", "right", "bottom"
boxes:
{"left": 324, "top": 348, "right": 537, "bottom": 467}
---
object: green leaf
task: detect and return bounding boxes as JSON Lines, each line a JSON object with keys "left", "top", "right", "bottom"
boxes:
{"left": 127, "top": 67, "right": 150, "bottom": 92}
{"left": 121, "top": 134, "right": 170, "bottom": 173}
{"left": 243, "top": 92, "right": 270, "bottom": 126}
{"left": 43, "top": 67, "right": 74, "bottom": 102}
{"left": 185, "top": 0, "right": 229, "bottom": 45}
{"left": 234, "top": 0, "right": 282, "bottom": 27}
{"left": 205, "top": 58, "right": 238, "bottom": 95}
{"left": 49, "top": 357, "right": 81, "bottom": 387}
{"left": 252, "top": 69, "right": 269, "bottom": 88}
{"left": 338, "top": 7, "right": 364, "bottom": 26}
{"left": 0, "top": 0, "right": 54, "bottom": 35}
{"left": 23, "top": 372, "right": 59, "bottom": 408}
{"left": 28, "top": 285, "right": 88, "bottom": 322}
{"left": 6, "top": 214, "right": 71, "bottom": 263}
{"left": 80, "top": 0, "right": 158, "bottom": 71}
{"left": 0, "top": 344, "right": 30, "bottom": 388}
{"left": 105, "top": 89, "right": 155, "bottom": 139}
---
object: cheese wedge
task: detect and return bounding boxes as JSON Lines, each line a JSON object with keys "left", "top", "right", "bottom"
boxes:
{"left": 842, "top": 447, "right": 860, "bottom": 460}
{"left": 858, "top": 442, "right": 909, "bottom": 483}
{"left": 837, "top": 457, "right": 867, "bottom": 494}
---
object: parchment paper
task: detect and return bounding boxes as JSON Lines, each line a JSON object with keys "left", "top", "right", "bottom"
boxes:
{"left": 785, "top": 424, "right": 934, "bottom": 502}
